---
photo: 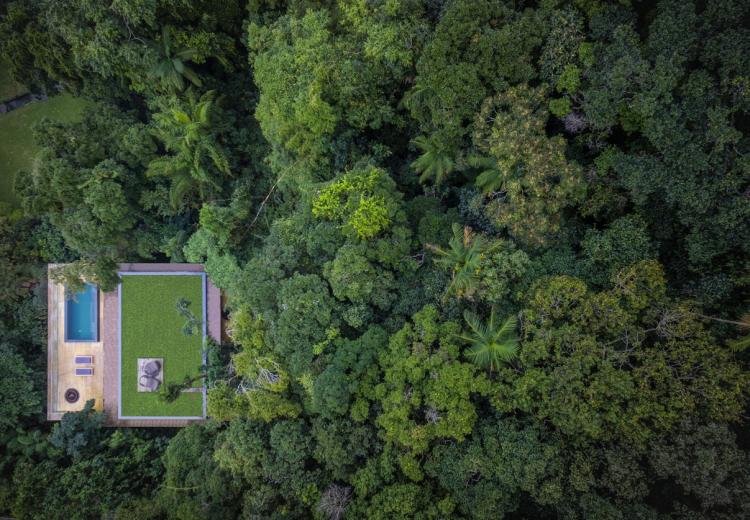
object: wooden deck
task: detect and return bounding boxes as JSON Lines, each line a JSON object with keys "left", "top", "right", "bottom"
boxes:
{"left": 47, "top": 269, "right": 105, "bottom": 420}
{"left": 48, "top": 263, "right": 222, "bottom": 427}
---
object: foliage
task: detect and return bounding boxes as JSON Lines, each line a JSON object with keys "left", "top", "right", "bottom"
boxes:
{"left": 158, "top": 375, "right": 205, "bottom": 404}
{"left": 160, "top": 423, "right": 242, "bottom": 518}
{"left": 374, "top": 305, "right": 489, "bottom": 472}
{"left": 0, "top": 344, "right": 40, "bottom": 431}
{"left": 2, "top": 1, "right": 750, "bottom": 519}
{"left": 426, "top": 223, "right": 495, "bottom": 300}
{"left": 175, "top": 298, "right": 203, "bottom": 337}
{"left": 459, "top": 309, "right": 520, "bottom": 371}
{"left": 149, "top": 26, "right": 203, "bottom": 92}
{"left": 581, "top": 215, "right": 654, "bottom": 286}
{"left": 248, "top": 7, "right": 404, "bottom": 175}
{"left": 406, "top": 0, "right": 547, "bottom": 148}
{"left": 471, "top": 84, "right": 585, "bottom": 247}
{"left": 424, "top": 415, "right": 567, "bottom": 518}
{"left": 410, "top": 135, "right": 456, "bottom": 185}
{"left": 148, "top": 90, "right": 232, "bottom": 209}
{"left": 500, "top": 261, "right": 749, "bottom": 446}
{"left": 49, "top": 400, "right": 105, "bottom": 460}
{"left": 580, "top": 0, "right": 750, "bottom": 288}
{"left": 313, "top": 165, "right": 404, "bottom": 240}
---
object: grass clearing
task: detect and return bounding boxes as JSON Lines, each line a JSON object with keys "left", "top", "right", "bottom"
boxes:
{"left": 120, "top": 274, "right": 205, "bottom": 417}
{"left": 0, "top": 94, "right": 89, "bottom": 206}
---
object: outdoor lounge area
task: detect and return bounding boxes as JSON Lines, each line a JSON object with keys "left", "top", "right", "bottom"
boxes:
{"left": 47, "top": 263, "right": 221, "bottom": 427}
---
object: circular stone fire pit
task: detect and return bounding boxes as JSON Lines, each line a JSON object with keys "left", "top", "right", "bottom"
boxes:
{"left": 64, "top": 388, "right": 80, "bottom": 404}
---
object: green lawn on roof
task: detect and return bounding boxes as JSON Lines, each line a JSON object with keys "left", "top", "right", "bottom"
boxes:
{"left": 120, "top": 274, "right": 204, "bottom": 417}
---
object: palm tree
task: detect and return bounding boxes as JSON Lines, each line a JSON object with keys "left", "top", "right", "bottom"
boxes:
{"left": 459, "top": 308, "right": 519, "bottom": 371}
{"left": 146, "top": 154, "right": 201, "bottom": 208}
{"left": 426, "top": 223, "right": 492, "bottom": 300}
{"left": 149, "top": 26, "right": 203, "bottom": 91}
{"left": 468, "top": 155, "right": 504, "bottom": 194}
{"left": 411, "top": 135, "right": 456, "bottom": 185}
{"left": 148, "top": 90, "right": 230, "bottom": 208}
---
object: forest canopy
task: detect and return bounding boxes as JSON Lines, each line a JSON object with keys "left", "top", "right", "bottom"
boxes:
{"left": 1, "top": 0, "right": 749, "bottom": 519}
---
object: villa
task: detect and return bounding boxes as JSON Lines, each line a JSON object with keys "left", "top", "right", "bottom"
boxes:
{"left": 47, "top": 263, "right": 221, "bottom": 427}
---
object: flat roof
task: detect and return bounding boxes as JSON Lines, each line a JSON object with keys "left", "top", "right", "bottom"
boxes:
{"left": 118, "top": 273, "right": 206, "bottom": 419}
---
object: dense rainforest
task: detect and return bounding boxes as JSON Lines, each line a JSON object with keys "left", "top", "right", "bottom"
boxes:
{"left": 1, "top": 0, "right": 750, "bottom": 518}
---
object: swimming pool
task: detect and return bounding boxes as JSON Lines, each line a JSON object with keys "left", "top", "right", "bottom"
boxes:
{"left": 65, "top": 283, "right": 99, "bottom": 342}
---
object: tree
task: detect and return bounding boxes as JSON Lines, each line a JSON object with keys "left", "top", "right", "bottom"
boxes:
{"left": 13, "top": 429, "right": 168, "bottom": 519}
{"left": 313, "top": 165, "right": 405, "bottom": 240}
{"left": 474, "top": 238, "right": 530, "bottom": 305}
{"left": 581, "top": 215, "right": 654, "bottom": 286}
{"left": 214, "top": 419, "right": 319, "bottom": 516}
{"left": 579, "top": 1, "right": 750, "bottom": 305}
{"left": 0, "top": 344, "right": 40, "bottom": 431}
{"left": 17, "top": 105, "right": 163, "bottom": 287}
{"left": 498, "top": 261, "right": 749, "bottom": 445}
{"left": 149, "top": 26, "right": 203, "bottom": 91}
{"left": 468, "top": 154, "right": 503, "bottom": 194}
{"left": 49, "top": 258, "right": 121, "bottom": 293}
{"left": 427, "top": 223, "right": 495, "bottom": 300}
{"left": 410, "top": 135, "right": 456, "bottom": 185}
{"left": 0, "top": 0, "right": 242, "bottom": 97}
{"left": 248, "top": 8, "right": 403, "bottom": 175}
{"left": 175, "top": 298, "right": 203, "bottom": 336}
{"left": 160, "top": 423, "right": 242, "bottom": 519}
{"left": 317, "top": 484, "right": 352, "bottom": 520}
{"left": 158, "top": 374, "right": 204, "bottom": 403}
{"left": 323, "top": 244, "right": 397, "bottom": 318}
{"left": 49, "top": 399, "right": 106, "bottom": 460}
{"left": 271, "top": 273, "right": 336, "bottom": 377}
{"left": 312, "top": 326, "right": 385, "bottom": 422}
{"left": 459, "top": 309, "right": 519, "bottom": 371}
{"left": 2, "top": 1, "right": 750, "bottom": 518}
{"left": 648, "top": 418, "right": 750, "bottom": 516}
{"left": 406, "top": 0, "right": 547, "bottom": 149}
{"left": 374, "top": 305, "right": 489, "bottom": 479}
{"left": 424, "top": 415, "right": 567, "bottom": 518}
{"left": 208, "top": 361, "right": 301, "bottom": 423}
{"left": 148, "top": 90, "right": 231, "bottom": 209}
{"left": 348, "top": 482, "right": 449, "bottom": 520}
{"left": 471, "top": 84, "right": 585, "bottom": 247}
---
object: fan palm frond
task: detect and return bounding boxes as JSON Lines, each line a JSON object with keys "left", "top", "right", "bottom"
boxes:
{"left": 411, "top": 135, "right": 456, "bottom": 185}
{"left": 469, "top": 155, "right": 504, "bottom": 194}
{"left": 427, "top": 223, "right": 492, "bottom": 300}
{"left": 460, "top": 309, "right": 519, "bottom": 371}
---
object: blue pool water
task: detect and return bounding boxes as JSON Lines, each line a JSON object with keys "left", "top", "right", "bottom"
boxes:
{"left": 65, "top": 283, "right": 98, "bottom": 342}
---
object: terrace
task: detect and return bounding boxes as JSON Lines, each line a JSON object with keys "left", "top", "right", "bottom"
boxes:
{"left": 47, "top": 263, "right": 221, "bottom": 427}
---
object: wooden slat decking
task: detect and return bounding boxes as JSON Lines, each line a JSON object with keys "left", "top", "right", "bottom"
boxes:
{"left": 49, "top": 263, "right": 222, "bottom": 427}
{"left": 47, "top": 267, "right": 105, "bottom": 420}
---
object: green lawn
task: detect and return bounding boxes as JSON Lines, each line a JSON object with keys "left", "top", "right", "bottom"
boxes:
{"left": 120, "top": 275, "right": 205, "bottom": 417}
{"left": 0, "top": 94, "right": 89, "bottom": 206}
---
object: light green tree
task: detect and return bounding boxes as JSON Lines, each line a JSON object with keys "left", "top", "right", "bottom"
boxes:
{"left": 374, "top": 305, "right": 490, "bottom": 480}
